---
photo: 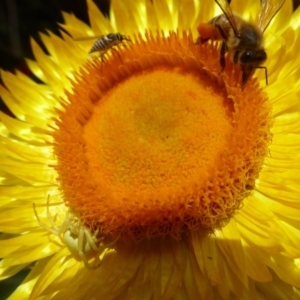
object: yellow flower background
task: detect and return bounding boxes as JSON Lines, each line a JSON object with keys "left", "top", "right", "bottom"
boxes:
{"left": 0, "top": 0, "right": 300, "bottom": 299}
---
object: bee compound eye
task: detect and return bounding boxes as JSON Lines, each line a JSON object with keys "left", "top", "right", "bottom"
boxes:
{"left": 240, "top": 50, "right": 254, "bottom": 63}
{"left": 240, "top": 49, "right": 267, "bottom": 64}
{"left": 106, "top": 33, "right": 115, "bottom": 39}
{"left": 258, "top": 50, "right": 267, "bottom": 61}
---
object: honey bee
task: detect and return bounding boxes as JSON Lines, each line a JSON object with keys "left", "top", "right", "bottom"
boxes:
{"left": 197, "top": 0, "right": 285, "bottom": 84}
{"left": 76, "top": 33, "right": 131, "bottom": 68}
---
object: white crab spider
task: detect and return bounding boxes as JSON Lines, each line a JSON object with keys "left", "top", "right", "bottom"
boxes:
{"left": 33, "top": 196, "right": 116, "bottom": 269}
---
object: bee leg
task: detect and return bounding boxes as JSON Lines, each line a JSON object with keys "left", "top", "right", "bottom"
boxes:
{"left": 111, "top": 47, "right": 123, "bottom": 64}
{"left": 220, "top": 41, "right": 226, "bottom": 71}
{"left": 100, "top": 54, "right": 107, "bottom": 72}
{"left": 215, "top": 24, "right": 228, "bottom": 40}
{"left": 215, "top": 24, "right": 228, "bottom": 71}
{"left": 241, "top": 65, "right": 255, "bottom": 85}
{"left": 242, "top": 72, "right": 249, "bottom": 85}
{"left": 195, "top": 36, "right": 209, "bottom": 45}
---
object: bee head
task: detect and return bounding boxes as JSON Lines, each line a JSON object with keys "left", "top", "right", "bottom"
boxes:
{"left": 240, "top": 49, "right": 267, "bottom": 65}
{"left": 121, "top": 34, "right": 131, "bottom": 42}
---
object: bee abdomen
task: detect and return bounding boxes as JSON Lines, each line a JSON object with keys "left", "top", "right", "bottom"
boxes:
{"left": 89, "top": 37, "right": 112, "bottom": 54}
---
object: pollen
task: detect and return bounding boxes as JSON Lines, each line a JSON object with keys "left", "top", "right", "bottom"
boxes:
{"left": 53, "top": 31, "right": 272, "bottom": 240}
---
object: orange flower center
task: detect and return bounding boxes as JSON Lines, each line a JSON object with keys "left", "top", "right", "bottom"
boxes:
{"left": 53, "top": 31, "right": 272, "bottom": 240}
{"left": 84, "top": 69, "right": 231, "bottom": 197}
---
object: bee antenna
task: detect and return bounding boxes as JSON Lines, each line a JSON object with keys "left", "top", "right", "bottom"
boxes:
{"left": 122, "top": 35, "right": 131, "bottom": 42}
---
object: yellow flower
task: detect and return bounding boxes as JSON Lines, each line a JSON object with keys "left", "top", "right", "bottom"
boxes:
{"left": 1, "top": 0, "right": 300, "bottom": 299}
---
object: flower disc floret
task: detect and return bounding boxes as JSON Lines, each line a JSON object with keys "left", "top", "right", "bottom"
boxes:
{"left": 53, "top": 31, "right": 272, "bottom": 240}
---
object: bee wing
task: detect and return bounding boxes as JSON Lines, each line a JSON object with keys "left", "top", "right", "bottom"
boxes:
{"left": 73, "top": 35, "right": 105, "bottom": 41}
{"left": 215, "top": 0, "right": 239, "bottom": 35}
{"left": 258, "top": 0, "right": 285, "bottom": 32}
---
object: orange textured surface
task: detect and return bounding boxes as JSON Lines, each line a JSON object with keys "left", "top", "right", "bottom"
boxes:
{"left": 53, "top": 31, "right": 272, "bottom": 240}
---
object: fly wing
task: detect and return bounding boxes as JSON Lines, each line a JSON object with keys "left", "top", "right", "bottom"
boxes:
{"left": 258, "top": 0, "right": 285, "bottom": 32}
{"left": 215, "top": 0, "right": 239, "bottom": 35}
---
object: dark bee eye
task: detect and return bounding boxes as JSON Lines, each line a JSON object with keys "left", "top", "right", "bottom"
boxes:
{"left": 240, "top": 50, "right": 267, "bottom": 64}
{"left": 106, "top": 33, "right": 115, "bottom": 39}
{"left": 240, "top": 51, "right": 254, "bottom": 63}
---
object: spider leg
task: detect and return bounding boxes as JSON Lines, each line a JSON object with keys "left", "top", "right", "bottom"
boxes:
{"left": 79, "top": 250, "right": 98, "bottom": 269}
{"left": 93, "top": 227, "right": 99, "bottom": 238}
{"left": 58, "top": 215, "right": 72, "bottom": 235}
{"left": 78, "top": 226, "right": 99, "bottom": 269}
{"left": 84, "top": 227, "right": 119, "bottom": 252}
{"left": 33, "top": 196, "right": 70, "bottom": 237}
{"left": 83, "top": 227, "right": 105, "bottom": 252}
{"left": 45, "top": 195, "right": 61, "bottom": 232}
{"left": 91, "top": 227, "right": 104, "bottom": 244}
{"left": 33, "top": 201, "right": 59, "bottom": 235}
